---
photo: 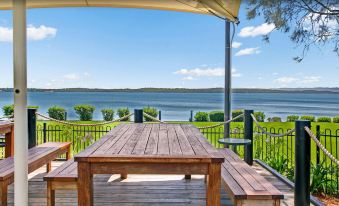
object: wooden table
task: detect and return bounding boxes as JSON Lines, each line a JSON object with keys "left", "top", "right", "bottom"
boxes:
{"left": 75, "top": 123, "right": 224, "bottom": 206}
{"left": 0, "top": 121, "right": 14, "bottom": 158}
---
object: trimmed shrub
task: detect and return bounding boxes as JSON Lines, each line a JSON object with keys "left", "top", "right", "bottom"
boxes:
{"left": 143, "top": 106, "right": 159, "bottom": 121}
{"left": 209, "top": 111, "right": 224, "bottom": 122}
{"left": 194, "top": 112, "right": 209, "bottom": 122}
{"left": 268, "top": 117, "right": 282, "bottom": 122}
{"left": 2, "top": 104, "right": 39, "bottom": 117}
{"left": 254, "top": 111, "right": 265, "bottom": 122}
{"left": 300, "top": 115, "right": 315, "bottom": 122}
{"left": 317, "top": 116, "right": 332, "bottom": 123}
{"left": 101, "top": 108, "right": 114, "bottom": 121}
{"left": 117, "top": 107, "right": 130, "bottom": 121}
{"left": 48, "top": 106, "right": 66, "bottom": 120}
{"left": 287, "top": 115, "right": 299, "bottom": 122}
{"left": 2, "top": 104, "right": 14, "bottom": 116}
{"left": 232, "top": 110, "right": 244, "bottom": 122}
{"left": 74, "top": 104, "right": 95, "bottom": 121}
{"left": 333, "top": 116, "right": 339, "bottom": 123}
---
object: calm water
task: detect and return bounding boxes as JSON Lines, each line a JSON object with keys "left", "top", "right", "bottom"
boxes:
{"left": 0, "top": 92, "right": 339, "bottom": 121}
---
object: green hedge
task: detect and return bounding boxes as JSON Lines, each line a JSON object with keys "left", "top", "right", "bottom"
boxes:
{"left": 101, "top": 108, "right": 114, "bottom": 121}
{"left": 209, "top": 111, "right": 224, "bottom": 122}
{"left": 287, "top": 115, "right": 299, "bottom": 122}
{"left": 333, "top": 116, "right": 339, "bottom": 123}
{"left": 317, "top": 116, "right": 332, "bottom": 123}
{"left": 143, "top": 106, "right": 159, "bottom": 121}
{"left": 300, "top": 115, "right": 316, "bottom": 122}
{"left": 232, "top": 110, "right": 244, "bottom": 122}
{"left": 74, "top": 104, "right": 95, "bottom": 121}
{"left": 254, "top": 111, "right": 265, "bottom": 122}
{"left": 268, "top": 117, "right": 282, "bottom": 122}
{"left": 2, "top": 104, "right": 39, "bottom": 117}
{"left": 48, "top": 106, "right": 66, "bottom": 120}
{"left": 117, "top": 107, "right": 130, "bottom": 121}
{"left": 194, "top": 112, "right": 209, "bottom": 122}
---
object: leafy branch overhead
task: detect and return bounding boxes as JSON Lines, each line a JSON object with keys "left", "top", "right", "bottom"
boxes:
{"left": 246, "top": 0, "right": 338, "bottom": 62}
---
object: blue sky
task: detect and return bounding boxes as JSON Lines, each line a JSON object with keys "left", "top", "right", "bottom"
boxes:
{"left": 0, "top": 6, "right": 338, "bottom": 89}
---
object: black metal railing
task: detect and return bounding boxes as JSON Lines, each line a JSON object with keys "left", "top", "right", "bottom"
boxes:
{"left": 200, "top": 124, "right": 339, "bottom": 197}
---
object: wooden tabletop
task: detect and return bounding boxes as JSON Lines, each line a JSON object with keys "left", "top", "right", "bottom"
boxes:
{"left": 75, "top": 123, "right": 224, "bottom": 164}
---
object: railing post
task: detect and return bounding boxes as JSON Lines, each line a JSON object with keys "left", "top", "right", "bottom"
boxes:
{"left": 244, "top": 110, "right": 254, "bottom": 165}
{"left": 295, "top": 120, "right": 311, "bottom": 206}
{"left": 65, "top": 111, "right": 67, "bottom": 121}
{"left": 27, "top": 108, "right": 37, "bottom": 148}
{"left": 159, "top": 110, "right": 162, "bottom": 121}
{"left": 134, "top": 109, "right": 143, "bottom": 123}
{"left": 316, "top": 125, "right": 320, "bottom": 165}
{"left": 189, "top": 110, "right": 193, "bottom": 122}
{"left": 43, "top": 122, "right": 47, "bottom": 143}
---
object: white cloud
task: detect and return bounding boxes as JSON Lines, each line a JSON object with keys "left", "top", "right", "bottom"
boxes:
{"left": 181, "top": 76, "right": 196, "bottom": 81}
{"left": 274, "top": 76, "right": 322, "bottom": 84}
{"left": 301, "top": 76, "right": 321, "bottom": 83}
{"left": 0, "top": 25, "right": 57, "bottom": 42}
{"left": 235, "top": 47, "right": 261, "bottom": 56}
{"left": 175, "top": 67, "right": 242, "bottom": 78}
{"left": 232, "top": 41, "right": 242, "bottom": 48}
{"left": 238, "top": 23, "right": 275, "bottom": 37}
{"left": 63, "top": 73, "right": 80, "bottom": 80}
{"left": 275, "top": 77, "right": 299, "bottom": 84}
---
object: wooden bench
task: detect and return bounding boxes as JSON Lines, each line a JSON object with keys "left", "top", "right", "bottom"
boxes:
{"left": 43, "top": 159, "right": 127, "bottom": 206}
{"left": 0, "top": 142, "right": 71, "bottom": 206}
{"left": 219, "top": 149, "right": 284, "bottom": 206}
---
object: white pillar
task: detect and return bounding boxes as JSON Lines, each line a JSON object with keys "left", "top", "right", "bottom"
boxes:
{"left": 13, "top": 0, "right": 28, "bottom": 206}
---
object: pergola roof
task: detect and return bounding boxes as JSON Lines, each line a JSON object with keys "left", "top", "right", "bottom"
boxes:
{"left": 0, "top": 0, "right": 241, "bottom": 22}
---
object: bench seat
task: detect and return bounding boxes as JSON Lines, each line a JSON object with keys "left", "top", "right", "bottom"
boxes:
{"left": 219, "top": 149, "right": 284, "bottom": 206}
{"left": 0, "top": 142, "right": 71, "bottom": 206}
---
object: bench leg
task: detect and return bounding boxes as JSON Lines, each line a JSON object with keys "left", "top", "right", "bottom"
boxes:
{"left": 78, "top": 162, "right": 93, "bottom": 206}
{"left": 120, "top": 173, "right": 127, "bottom": 180}
{"left": 184, "top": 175, "right": 191, "bottom": 179}
{"left": 47, "top": 162, "right": 52, "bottom": 173}
{"left": 204, "top": 175, "right": 209, "bottom": 183}
{"left": 206, "top": 163, "right": 221, "bottom": 206}
{"left": 0, "top": 181, "right": 8, "bottom": 206}
{"left": 47, "top": 182, "right": 55, "bottom": 206}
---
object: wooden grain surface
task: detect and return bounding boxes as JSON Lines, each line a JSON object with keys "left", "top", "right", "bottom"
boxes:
{"left": 75, "top": 124, "right": 224, "bottom": 164}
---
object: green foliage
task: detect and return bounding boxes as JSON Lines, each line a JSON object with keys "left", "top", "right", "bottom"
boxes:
{"left": 333, "top": 116, "right": 339, "bottom": 123}
{"left": 2, "top": 104, "right": 39, "bottom": 117}
{"left": 48, "top": 106, "right": 66, "bottom": 120}
{"left": 74, "top": 104, "right": 95, "bottom": 121}
{"left": 232, "top": 110, "right": 244, "bottom": 122}
{"left": 254, "top": 111, "right": 265, "bottom": 122}
{"left": 287, "top": 115, "right": 299, "bottom": 122}
{"left": 209, "top": 111, "right": 224, "bottom": 122}
{"left": 194, "top": 112, "right": 209, "bottom": 122}
{"left": 267, "top": 156, "right": 289, "bottom": 175}
{"left": 300, "top": 115, "right": 316, "bottom": 122}
{"left": 2, "top": 104, "right": 14, "bottom": 116}
{"left": 317, "top": 116, "right": 332, "bottom": 123}
{"left": 101, "top": 108, "right": 114, "bottom": 121}
{"left": 267, "top": 117, "right": 282, "bottom": 122}
{"left": 117, "top": 107, "right": 130, "bottom": 121}
{"left": 310, "top": 162, "right": 337, "bottom": 195}
{"left": 143, "top": 106, "right": 159, "bottom": 121}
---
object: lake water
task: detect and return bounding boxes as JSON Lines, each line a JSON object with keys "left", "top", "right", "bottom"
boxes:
{"left": 0, "top": 92, "right": 339, "bottom": 121}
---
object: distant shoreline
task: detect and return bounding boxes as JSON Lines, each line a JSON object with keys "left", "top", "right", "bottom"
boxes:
{"left": 1, "top": 87, "right": 339, "bottom": 93}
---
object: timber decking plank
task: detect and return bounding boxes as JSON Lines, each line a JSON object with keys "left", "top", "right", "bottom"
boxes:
{"left": 144, "top": 124, "right": 160, "bottom": 155}
{"left": 132, "top": 124, "right": 153, "bottom": 155}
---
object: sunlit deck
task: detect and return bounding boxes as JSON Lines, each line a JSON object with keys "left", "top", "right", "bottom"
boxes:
{"left": 4, "top": 161, "right": 300, "bottom": 206}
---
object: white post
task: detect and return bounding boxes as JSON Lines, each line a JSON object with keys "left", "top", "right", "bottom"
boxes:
{"left": 13, "top": 0, "right": 28, "bottom": 206}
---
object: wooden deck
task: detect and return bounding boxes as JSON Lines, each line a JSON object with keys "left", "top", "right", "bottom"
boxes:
{"left": 3, "top": 161, "right": 307, "bottom": 206}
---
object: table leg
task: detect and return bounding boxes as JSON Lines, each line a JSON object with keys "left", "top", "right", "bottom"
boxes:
{"left": 4, "top": 129, "right": 14, "bottom": 158}
{"left": 78, "top": 162, "right": 93, "bottom": 206}
{"left": 206, "top": 163, "right": 221, "bottom": 206}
